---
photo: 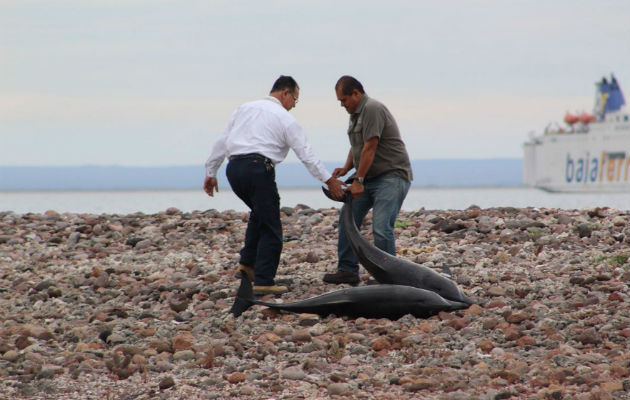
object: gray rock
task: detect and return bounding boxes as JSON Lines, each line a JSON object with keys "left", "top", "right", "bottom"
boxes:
{"left": 281, "top": 366, "right": 306, "bottom": 380}
{"left": 328, "top": 382, "right": 351, "bottom": 395}
{"left": 2, "top": 350, "right": 19, "bottom": 362}
{"left": 173, "top": 350, "right": 196, "bottom": 362}
{"left": 158, "top": 375, "right": 175, "bottom": 390}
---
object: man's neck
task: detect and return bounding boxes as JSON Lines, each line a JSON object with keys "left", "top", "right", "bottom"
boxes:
{"left": 269, "top": 92, "right": 282, "bottom": 103}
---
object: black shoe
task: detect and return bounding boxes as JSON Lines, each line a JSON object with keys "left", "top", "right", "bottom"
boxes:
{"left": 323, "top": 271, "right": 360, "bottom": 284}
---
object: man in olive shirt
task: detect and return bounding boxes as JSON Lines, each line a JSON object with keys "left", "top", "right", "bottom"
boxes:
{"left": 323, "top": 75, "right": 413, "bottom": 284}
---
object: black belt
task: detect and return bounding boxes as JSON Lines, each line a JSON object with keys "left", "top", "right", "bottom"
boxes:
{"left": 229, "top": 153, "right": 271, "bottom": 162}
{"left": 229, "top": 153, "right": 274, "bottom": 169}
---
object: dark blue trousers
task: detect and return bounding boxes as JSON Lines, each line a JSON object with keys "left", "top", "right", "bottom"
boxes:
{"left": 226, "top": 156, "right": 282, "bottom": 286}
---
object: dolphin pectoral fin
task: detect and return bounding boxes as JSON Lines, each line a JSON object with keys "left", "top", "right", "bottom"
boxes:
{"left": 230, "top": 274, "right": 255, "bottom": 317}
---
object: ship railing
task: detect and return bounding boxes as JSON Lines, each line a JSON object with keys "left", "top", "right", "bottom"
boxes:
{"left": 543, "top": 123, "right": 590, "bottom": 136}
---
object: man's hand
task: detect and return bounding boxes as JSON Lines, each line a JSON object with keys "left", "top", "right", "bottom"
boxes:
{"left": 325, "top": 177, "right": 346, "bottom": 200}
{"left": 332, "top": 167, "right": 349, "bottom": 178}
{"left": 203, "top": 177, "right": 219, "bottom": 197}
{"left": 349, "top": 179, "right": 364, "bottom": 199}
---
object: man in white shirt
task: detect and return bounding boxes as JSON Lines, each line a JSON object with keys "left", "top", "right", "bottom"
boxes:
{"left": 204, "top": 75, "right": 345, "bottom": 295}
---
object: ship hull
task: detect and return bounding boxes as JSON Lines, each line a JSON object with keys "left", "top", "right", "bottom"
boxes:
{"left": 523, "top": 125, "right": 630, "bottom": 193}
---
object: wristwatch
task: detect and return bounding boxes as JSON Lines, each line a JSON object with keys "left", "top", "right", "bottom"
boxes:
{"left": 357, "top": 177, "right": 365, "bottom": 184}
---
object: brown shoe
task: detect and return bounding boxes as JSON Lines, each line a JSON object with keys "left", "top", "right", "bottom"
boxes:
{"left": 234, "top": 264, "right": 254, "bottom": 281}
{"left": 322, "top": 271, "right": 360, "bottom": 284}
{"left": 253, "top": 285, "right": 288, "bottom": 295}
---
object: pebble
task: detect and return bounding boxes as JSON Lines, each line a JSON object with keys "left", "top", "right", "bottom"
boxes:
{"left": 173, "top": 350, "right": 196, "bottom": 362}
{"left": 280, "top": 366, "right": 306, "bottom": 380}
{"left": 3, "top": 350, "right": 19, "bottom": 362}
{"left": 328, "top": 382, "right": 351, "bottom": 395}
{"left": 158, "top": 375, "right": 175, "bottom": 390}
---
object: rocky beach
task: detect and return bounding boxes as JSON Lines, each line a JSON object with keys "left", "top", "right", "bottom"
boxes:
{"left": 0, "top": 203, "right": 628, "bottom": 400}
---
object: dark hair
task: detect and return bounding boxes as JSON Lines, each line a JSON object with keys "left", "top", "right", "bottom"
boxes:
{"left": 270, "top": 75, "right": 299, "bottom": 94}
{"left": 335, "top": 75, "right": 365, "bottom": 95}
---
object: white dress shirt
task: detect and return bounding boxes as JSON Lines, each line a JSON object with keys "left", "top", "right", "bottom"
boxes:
{"left": 205, "top": 96, "right": 332, "bottom": 183}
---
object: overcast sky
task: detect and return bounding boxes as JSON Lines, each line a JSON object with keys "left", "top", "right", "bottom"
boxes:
{"left": 2, "top": 0, "right": 629, "bottom": 167}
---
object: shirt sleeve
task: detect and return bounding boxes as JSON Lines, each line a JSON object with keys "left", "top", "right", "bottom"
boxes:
{"left": 285, "top": 121, "right": 332, "bottom": 183}
{"left": 361, "top": 103, "right": 386, "bottom": 142}
{"left": 205, "top": 110, "right": 237, "bottom": 178}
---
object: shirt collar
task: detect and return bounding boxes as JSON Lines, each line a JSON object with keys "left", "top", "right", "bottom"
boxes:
{"left": 353, "top": 93, "right": 369, "bottom": 116}
{"left": 265, "top": 95, "right": 282, "bottom": 106}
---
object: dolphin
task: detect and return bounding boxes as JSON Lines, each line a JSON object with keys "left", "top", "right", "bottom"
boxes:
{"left": 230, "top": 274, "right": 469, "bottom": 320}
{"left": 323, "top": 188, "right": 475, "bottom": 305}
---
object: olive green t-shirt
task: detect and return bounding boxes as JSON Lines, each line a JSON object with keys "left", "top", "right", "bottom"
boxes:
{"left": 347, "top": 94, "right": 413, "bottom": 181}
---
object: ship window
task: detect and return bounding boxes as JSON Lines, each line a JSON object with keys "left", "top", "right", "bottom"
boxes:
{"left": 608, "top": 152, "right": 626, "bottom": 159}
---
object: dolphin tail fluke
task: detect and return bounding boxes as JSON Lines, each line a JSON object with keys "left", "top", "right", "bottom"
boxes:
{"left": 230, "top": 274, "right": 255, "bottom": 317}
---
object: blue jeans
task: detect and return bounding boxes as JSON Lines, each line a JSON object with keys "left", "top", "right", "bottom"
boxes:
{"left": 338, "top": 173, "right": 411, "bottom": 274}
{"left": 226, "top": 156, "right": 282, "bottom": 286}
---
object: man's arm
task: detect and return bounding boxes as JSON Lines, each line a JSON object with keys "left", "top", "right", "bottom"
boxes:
{"left": 349, "top": 136, "right": 378, "bottom": 198}
{"left": 284, "top": 121, "right": 345, "bottom": 199}
{"left": 203, "top": 109, "right": 239, "bottom": 198}
{"left": 203, "top": 138, "right": 226, "bottom": 198}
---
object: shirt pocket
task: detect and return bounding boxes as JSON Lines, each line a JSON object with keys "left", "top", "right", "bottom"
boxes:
{"left": 348, "top": 122, "right": 363, "bottom": 138}
{"left": 348, "top": 125, "right": 363, "bottom": 147}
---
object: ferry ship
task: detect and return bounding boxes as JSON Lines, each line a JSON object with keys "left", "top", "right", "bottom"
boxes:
{"left": 523, "top": 74, "right": 630, "bottom": 192}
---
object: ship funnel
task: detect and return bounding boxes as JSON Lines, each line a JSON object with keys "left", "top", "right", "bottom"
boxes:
{"left": 594, "top": 74, "right": 626, "bottom": 120}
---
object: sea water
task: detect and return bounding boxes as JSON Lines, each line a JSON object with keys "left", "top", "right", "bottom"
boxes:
{"left": 1, "top": 187, "right": 628, "bottom": 215}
